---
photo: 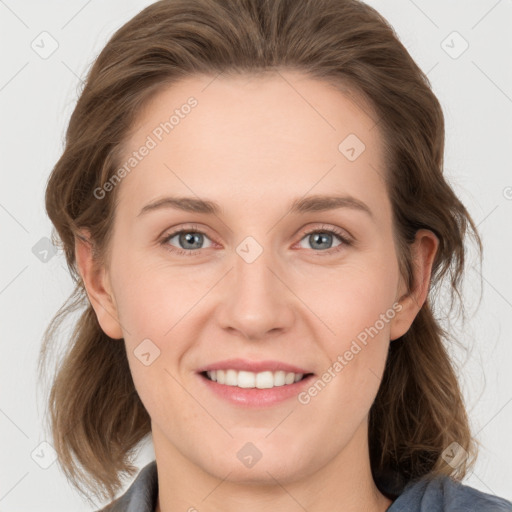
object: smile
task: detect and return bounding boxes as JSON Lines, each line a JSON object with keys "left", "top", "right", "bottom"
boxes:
{"left": 203, "top": 369, "right": 311, "bottom": 389}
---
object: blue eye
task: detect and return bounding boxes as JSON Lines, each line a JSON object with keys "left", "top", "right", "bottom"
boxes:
{"left": 161, "top": 228, "right": 214, "bottom": 256}
{"left": 299, "top": 230, "right": 344, "bottom": 251}
{"left": 160, "top": 224, "right": 352, "bottom": 256}
{"left": 295, "top": 225, "right": 353, "bottom": 255}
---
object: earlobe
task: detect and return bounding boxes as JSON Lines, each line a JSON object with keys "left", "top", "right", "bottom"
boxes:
{"left": 74, "top": 229, "right": 124, "bottom": 340}
{"left": 390, "top": 229, "right": 439, "bottom": 341}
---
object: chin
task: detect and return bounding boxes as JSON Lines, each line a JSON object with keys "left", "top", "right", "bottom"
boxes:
{"left": 198, "top": 446, "right": 313, "bottom": 486}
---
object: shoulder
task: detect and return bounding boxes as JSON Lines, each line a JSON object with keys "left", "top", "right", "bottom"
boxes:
{"left": 388, "top": 474, "right": 512, "bottom": 512}
{"left": 95, "top": 461, "right": 158, "bottom": 512}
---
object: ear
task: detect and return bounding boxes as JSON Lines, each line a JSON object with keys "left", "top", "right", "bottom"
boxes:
{"left": 390, "top": 229, "right": 439, "bottom": 341}
{"left": 74, "top": 228, "right": 124, "bottom": 339}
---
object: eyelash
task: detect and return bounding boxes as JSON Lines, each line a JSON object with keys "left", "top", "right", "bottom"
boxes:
{"left": 159, "top": 224, "right": 353, "bottom": 257}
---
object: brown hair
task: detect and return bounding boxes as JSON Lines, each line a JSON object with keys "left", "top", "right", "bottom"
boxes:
{"left": 39, "top": 0, "right": 482, "bottom": 505}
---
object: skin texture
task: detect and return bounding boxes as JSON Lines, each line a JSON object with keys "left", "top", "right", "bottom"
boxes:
{"left": 75, "top": 71, "right": 438, "bottom": 512}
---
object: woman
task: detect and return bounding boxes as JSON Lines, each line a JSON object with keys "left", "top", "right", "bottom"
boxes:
{"left": 39, "top": 0, "right": 512, "bottom": 510}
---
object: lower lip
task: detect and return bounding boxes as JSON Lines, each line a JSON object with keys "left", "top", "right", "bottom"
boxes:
{"left": 198, "top": 372, "right": 315, "bottom": 407}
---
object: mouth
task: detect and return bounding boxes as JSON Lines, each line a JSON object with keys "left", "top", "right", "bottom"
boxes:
{"left": 199, "top": 369, "right": 315, "bottom": 389}
{"left": 195, "top": 358, "right": 316, "bottom": 406}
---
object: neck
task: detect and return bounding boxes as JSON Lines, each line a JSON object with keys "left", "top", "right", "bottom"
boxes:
{"left": 152, "top": 419, "right": 393, "bottom": 512}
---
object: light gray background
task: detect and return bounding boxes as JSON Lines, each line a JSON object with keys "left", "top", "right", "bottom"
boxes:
{"left": 1, "top": 1, "right": 511, "bottom": 510}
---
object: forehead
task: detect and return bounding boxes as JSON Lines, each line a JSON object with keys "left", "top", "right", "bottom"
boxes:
{"left": 115, "top": 70, "right": 387, "bottom": 215}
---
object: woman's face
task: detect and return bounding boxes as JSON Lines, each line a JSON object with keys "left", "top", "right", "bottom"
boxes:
{"left": 82, "top": 71, "right": 433, "bottom": 485}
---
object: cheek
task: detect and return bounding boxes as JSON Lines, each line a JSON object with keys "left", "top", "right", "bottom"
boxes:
{"left": 302, "top": 257, "right": 399, "bottom": 404}
{"left": 297, "top": 273, "right": 396, "bottom": 431}
{"left": 111, "top": 254, "right": 201, "bottom": 342}
{"left": 109, "top": 257, "right": 204, "bottom": 395}
{"left": 308, "top": 258, "right": 400, "bottom": 347}
{"left": 114, "top": 267, "right": 193, "bottom": 425}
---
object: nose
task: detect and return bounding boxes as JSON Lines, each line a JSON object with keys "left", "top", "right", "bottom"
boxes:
{"left": 216, "top": 244, "right": 296, "bottom": 341}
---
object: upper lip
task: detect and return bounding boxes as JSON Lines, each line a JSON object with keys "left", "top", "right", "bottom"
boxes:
{"left": 197, "top": 358, "right": 313, "bottom": 374}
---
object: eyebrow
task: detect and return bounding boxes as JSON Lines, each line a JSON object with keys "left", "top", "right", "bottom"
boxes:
{"left": 137, "top": 194, "right": 373, "bottom": 219}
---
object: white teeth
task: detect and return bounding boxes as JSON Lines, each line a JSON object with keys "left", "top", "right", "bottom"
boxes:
{"left": 205, "top": 369, "right": 305, "bottom": 388}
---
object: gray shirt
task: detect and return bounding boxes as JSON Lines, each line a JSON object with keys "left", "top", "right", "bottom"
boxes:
{"left": 99, "top": 460, "right": 512, "bottom": 511}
